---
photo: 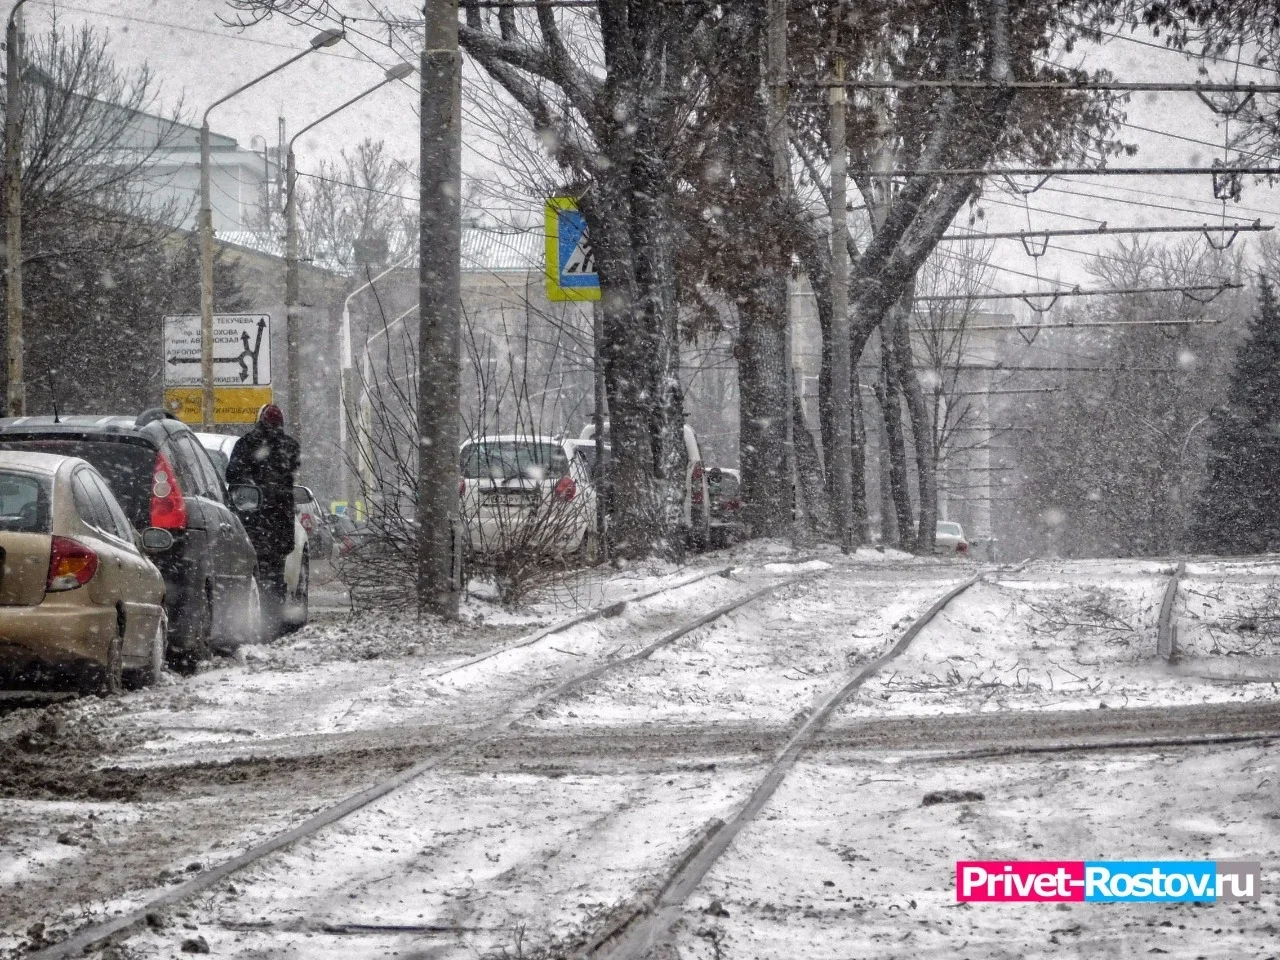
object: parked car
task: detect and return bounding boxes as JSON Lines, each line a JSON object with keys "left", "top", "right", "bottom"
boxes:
{"left": 331, "top": 514, "right": 372, "bottom": 558}
{"left": 578, "top": 421, "right": 711, "bottom": 549}
{"left": 293, "top": 484, "right": 333, "bottom": 560}
{"left": 0, "top": 451, "right": 170, "bottom": 693}
{"left": 935, "top": 520, "right": 970, "bottom": 557}
{"left": 459, "top": 435, "right": 601, "bottom": 558}
{"left": 0, "top": 412, "right": 262, "bottom": 671}
{"left": 707, "top": 466, "right": 745, "bottom": 548}
{"left": 195, "top": 432, "right": 310, "bottom": 631}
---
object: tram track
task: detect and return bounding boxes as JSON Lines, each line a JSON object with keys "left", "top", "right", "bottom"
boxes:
{"left": 17, "top": 561, "right": 825, "bottom": 960}
{"left": 47, "top": 563, "right": 998, "bottom": 960}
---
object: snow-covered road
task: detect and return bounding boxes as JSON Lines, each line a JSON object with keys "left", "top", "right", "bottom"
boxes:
{"left": 2, "top": 549, "right": 1279, "bottom": 959}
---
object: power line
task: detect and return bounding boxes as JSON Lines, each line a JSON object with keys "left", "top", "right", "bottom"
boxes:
{"left": 33, "top": 0, "right": 374, "bottom": 65}
{"left": 828, "top": 79, "right": 1280, "bottom": 94}
{"left": 916, "top": 282, "right": 1241, "bottom": 310}
{"left": 856, "top": 164, "right": 1280, "bottom": 179}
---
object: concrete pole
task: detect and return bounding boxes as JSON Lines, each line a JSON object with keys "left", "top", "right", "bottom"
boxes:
{"left": 285, "top": 146, "right": 300, "bottom": 433}
{"left": 829, "top": 57, "right": 854, "bottom": 553}
{"left": 417, "top": 0, "right": 462, "bottom": 618}
{"left": 766, "top": 0, "right": 796, "bottom": 541}
{"left": 339, "top": 304, "right": 359, "bottom": 513}
{"left": 5, "top": 0, "right": 28, "bottom": 417}
{"left": 199, "top": 121, "right": 216, "bottom": 429}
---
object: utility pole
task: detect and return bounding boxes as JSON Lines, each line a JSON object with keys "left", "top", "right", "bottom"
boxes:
{"left": 5, "top": 0, "right": 30, "bottom": 417}
{"left": 418, "top": 0, "right": 462, "bottom": 618}
{"left": 829, "top": 53, "right": 854, "bottom": 552}
{"left": 765, "top": 0, "right": 797, "bottom": 540}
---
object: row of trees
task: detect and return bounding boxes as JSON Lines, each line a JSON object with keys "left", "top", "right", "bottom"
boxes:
{"left": 222, "top": 0, "right": 1280, "bottom": 560}
{"left": 0, "top": 24, "right": 253, "bottom": 414}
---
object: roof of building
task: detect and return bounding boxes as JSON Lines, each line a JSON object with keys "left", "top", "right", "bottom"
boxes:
{"left": 216, "top": 226, "right": 545, "bottom": 277}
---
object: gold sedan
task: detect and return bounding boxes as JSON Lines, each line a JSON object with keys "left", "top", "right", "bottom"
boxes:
{"left": 0, "top": 451, "right": 168, "bottom": 694}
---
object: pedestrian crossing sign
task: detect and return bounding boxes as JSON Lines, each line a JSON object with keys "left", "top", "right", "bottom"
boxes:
{"left": 545, "top": 197, "right": 600, "bottom": 302}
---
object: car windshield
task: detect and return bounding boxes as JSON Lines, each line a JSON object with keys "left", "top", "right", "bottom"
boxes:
{"left": 460, "top": 440, "right": 568, "bottom": 481}
{"left": 0, "top": 438, "right": 153, "bottom": 527}
{"left": 937, "top": 522, "right": 963, "bottom": 537}
{"left": 0, "top": 471, "right": 50, "bottom": 533}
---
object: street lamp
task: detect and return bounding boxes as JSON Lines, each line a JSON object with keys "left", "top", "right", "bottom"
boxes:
{"left": 197, "top": 26, "right": 343, "bottom": 430}
{"left": 285, "top": 61, "right": 415, "bottom": 439}
{"left": 5, "top": 0, "right": 32, "bottom": 416}
{"left": 339, "top": 251, "right": 414, "bottom": 512}
{"left": 358, "top": 300, "right": 417, "bottom": 496}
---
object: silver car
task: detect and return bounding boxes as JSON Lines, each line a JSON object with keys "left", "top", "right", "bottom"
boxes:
{"left": 935, "top": 520, "right": 970, "bottom": 557}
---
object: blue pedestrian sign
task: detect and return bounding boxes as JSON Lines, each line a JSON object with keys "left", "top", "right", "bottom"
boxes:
{"left": 545, "top": 197, "right": 601, "bottom": 302}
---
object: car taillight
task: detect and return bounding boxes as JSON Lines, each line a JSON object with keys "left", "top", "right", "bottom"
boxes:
{"left": 957, "top": 542, "right": 968, "bottom": 554}
{"left": 554, "top": 476, "right": 576, "bottom": 501}
{"left": 47, "top": 536, "right": 99, "bottom": 591}
{"left": 459, "top": 479, "right": 467, "bottom": 498}
{"left": 723, "top": 499, "right": 741, "bottom": 512}
{"left": 150, "top": 452, "right": 188, "bottom": 529}
{"left": 692, "top": 464, "right": 704, "bottom": 505}
{"left": 301, "top": 513, "right": 314, "bottom": 532}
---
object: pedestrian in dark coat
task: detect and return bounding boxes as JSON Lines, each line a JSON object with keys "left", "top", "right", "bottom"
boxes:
{"left": 227, "top": 404, "right": 300, "bottom": 619}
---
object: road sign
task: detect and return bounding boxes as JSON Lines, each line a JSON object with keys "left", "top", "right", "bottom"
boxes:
{"left": 164, "top": 386, "right": 273, "bottom": 425}
{"left": 163, "top": 314, "right": 272, "bottom": 387}
{"left": 545, "top": 197, "right": 600, "bottom": 302}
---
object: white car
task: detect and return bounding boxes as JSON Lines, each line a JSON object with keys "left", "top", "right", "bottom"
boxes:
{"left": 935, "top": 520, "right": 970, "bottom": 557}
{"left": 195, "top": 432, "right": 309, "bottom": 629}
{"left": 459, "top": 435, "right": 603, "bottom": 558}
{"left": 579, "top": 421, "right": 711, "bottom": 549}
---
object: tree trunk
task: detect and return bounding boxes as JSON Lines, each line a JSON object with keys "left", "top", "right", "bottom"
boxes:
{"left": 739, "top": 286, "right": 791, "bottom": 533}
{"left": 582, "top": 184, "right": 659, "bottom": 558}
{"left": 877, "top": 328, "right": 915, "bottom": 550}
{"left": 891, "top": 294, "right": 937, "bottom": 553}
{"left": 793, "top": 387, "right": 832, "bottom": 537}
{"left": 631, "top": 120, "right": 688, "bottom": 554}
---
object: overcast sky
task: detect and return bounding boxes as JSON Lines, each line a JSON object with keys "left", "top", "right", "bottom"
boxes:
{"left": 30, "top": 0, "right": 1280, "bottom": 298}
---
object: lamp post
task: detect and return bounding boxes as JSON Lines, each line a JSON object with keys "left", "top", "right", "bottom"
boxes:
{"left": 5, "top": 0, "right": 31, "bottom": 416}
{"left": 285, "top": 62, "right": 414, "bottom": 440}
{"left": 198, "top": 27, "right": 342, "bottom": 430}
{"left": 339, "top": 252, "right": 414, "bottom": 514}
{"left": 358, "top": 300, "right": 417, "bottom": 498}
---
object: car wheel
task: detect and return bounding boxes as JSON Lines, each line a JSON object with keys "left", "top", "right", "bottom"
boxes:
{"left": 284, "top": 552, "right": 309, "bottom": 631}
{"left": 98, "top": 624, "right": 124, "bottom": 696}
{"left": 169, "top": 586, "right": 212, "bottom": 675}
{"left": 245, "top": 573, "right": 265, "bottom": 643}
{"left": 124, "top": 615, "right": 167, "bottom": 690}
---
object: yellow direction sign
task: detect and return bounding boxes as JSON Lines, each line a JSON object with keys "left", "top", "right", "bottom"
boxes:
{"left": 165, "top": 387, "right": 273, "bottom": 425}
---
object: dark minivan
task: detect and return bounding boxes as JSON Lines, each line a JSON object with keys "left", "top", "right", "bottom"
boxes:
{"left": 0, "top": 410, "right": 262, "bottom": 669}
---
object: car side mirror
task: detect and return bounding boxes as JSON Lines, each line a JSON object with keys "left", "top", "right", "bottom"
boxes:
{"left": 229, "top": 484, "right": 262, "bottom": 513}
{"left": 140, "top": 527, "right": 175, "bottom": 553}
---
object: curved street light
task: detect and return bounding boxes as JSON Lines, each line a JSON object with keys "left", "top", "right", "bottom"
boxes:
{"left": 196, "top": 26, "right": 343, "bottom": 430}
{"left": 284, "top": 60, "right": 415, "bottom": 438}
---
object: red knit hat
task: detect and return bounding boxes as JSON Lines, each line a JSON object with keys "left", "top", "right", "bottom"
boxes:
{"left": 258, "top": 404, "right": 285, "bottom": 429}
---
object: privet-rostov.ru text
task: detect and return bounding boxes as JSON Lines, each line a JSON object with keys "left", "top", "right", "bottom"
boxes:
{"left": 956, "top": 861, "right": 1261, "bottom": 903}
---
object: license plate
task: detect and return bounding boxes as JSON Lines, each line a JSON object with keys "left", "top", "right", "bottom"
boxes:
{"left": 487, "top": 494, "right": 533, "bottom": 507}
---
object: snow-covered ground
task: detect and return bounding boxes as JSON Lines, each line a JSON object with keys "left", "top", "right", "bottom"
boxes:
{"left": 4, "top": 551, "right": 1280, "bottom": 960}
